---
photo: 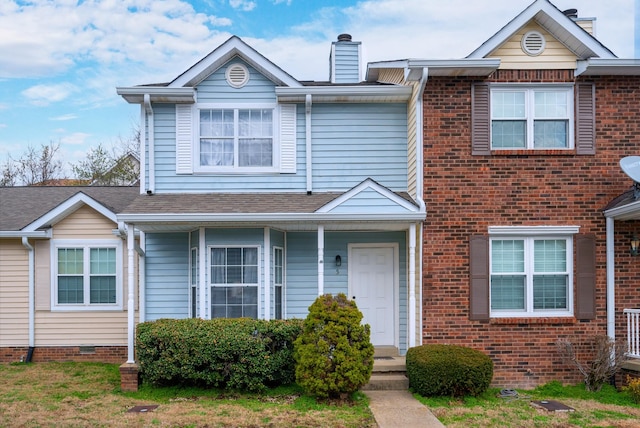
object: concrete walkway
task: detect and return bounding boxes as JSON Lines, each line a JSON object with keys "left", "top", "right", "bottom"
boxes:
{"left": 365, "top": 390, "right": 446, "bottom": 427}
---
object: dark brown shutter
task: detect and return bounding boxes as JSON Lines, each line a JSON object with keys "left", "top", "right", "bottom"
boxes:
{"left": 472, "top": 83, "right": 491, "bottom": 155}
{"left": 576, "top": 82, "right": 595, "bottom": 155}
{"left": 575, "top": 234, "right": 596, "bottom": 319}
{"left": 469, "top": 235, "right": 490, "bottom": 320}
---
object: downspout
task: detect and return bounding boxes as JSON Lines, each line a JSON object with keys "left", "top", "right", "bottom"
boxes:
{"left": 21, "top": 237, "right": 35, "bottom": 362}
{"left": 144, "top": 94, "right": 155, "bottom": 194}
{"left": 305, "top": 94, "right": 313, "bottom": 193}
{"left": 415, "top": 68, "right": 429, "bottom": 347}
{"left": 606, "top": 216, "right": 615, "bottom": 340}
{"left": 139, "top": 104, "right": 146, "bottom": 194}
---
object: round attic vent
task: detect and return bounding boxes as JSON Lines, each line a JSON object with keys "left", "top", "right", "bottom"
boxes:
{"left": 225, "top": 63, "right": 249, "bottom": 88}
{"left": 521, "top": 30, "right": 546, "bottom": 56}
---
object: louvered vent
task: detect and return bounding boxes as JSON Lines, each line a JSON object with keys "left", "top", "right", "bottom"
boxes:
{"left": 225, "top": 63, "right": 249, "bottom": 88}
{"left": 521, "top": 31, "right": 546, "bottom": 56}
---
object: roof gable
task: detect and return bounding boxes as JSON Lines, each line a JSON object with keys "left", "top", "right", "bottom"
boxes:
{"left": 170, "top": 36, "right": 302, "bottom": 88}
{"left": 316, "top": 179, "right": 419, "bottom": 215}
{"left": 467, "top": 0, "right": 616, "bottom": 60}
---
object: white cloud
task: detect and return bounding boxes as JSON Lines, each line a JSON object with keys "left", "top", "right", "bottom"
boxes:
{"left": 61, "top": 132, "right": 92, "bottom": 146}
{"left": 50, "top": 114, "right": 78, "bottom": 121}
{"left": 22, "top": 83, "right": 78, "bottom": 107}
{"left": 229, "top": 0, "right": 257, "bottom": 11}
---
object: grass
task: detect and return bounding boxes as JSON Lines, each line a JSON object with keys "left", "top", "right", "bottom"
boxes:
{"left": 0, "top": 362, "right": 375, "bottom": 427}
{"left": 416, "top": 380, "right": 640, "bottom": 428}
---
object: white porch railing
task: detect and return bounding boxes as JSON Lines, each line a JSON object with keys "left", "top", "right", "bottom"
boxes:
{"left": 624, "top": 309, "right": 640, "bottom": 359}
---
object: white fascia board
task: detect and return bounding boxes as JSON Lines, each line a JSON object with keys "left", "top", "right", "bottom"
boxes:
{"left": 365, "top": 60, "right": 409, "bottom": 81}
{"left": 0, "top": 230, "right": 51, "bottom": 238}
{"left": 275, "top": 85, "right": 412, "bottom": 102}
{"left": 316, "top": 178, "right": 421, "bottom": 214}
{"left": 604, "top": 200, "right": 640, "bottom": 220}
{"left": 116, "top": 87, "right": 196, "bottom": 104}
{"left": 22, "top": 193, "right": 117, "bottom": 232}
{"left": 488, "top": 225, "right": 580, "bottom": 235}
{"left": 117, "top": 212, "right": 426, "bottom": 224}
{"left": 467, "top": 0, "right": 613, "bottom": 60}
{"left": 576, "top": 59, "right": 640, "bottom": 76}
{"left": 170, "top": 36, "right": 301, "bottom": 88}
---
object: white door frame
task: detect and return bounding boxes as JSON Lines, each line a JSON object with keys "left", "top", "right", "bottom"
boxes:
{"left": 347, "top": 242, "right": 399, "bottom": 349}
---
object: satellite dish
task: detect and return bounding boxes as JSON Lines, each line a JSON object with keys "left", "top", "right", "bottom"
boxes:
{"left": 620, "top": 156, "right": 640, "bottom": 183}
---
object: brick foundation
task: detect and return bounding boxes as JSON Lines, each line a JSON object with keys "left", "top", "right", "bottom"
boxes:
{"left": 0, "top": 346, "right": 127, "bottom": 364}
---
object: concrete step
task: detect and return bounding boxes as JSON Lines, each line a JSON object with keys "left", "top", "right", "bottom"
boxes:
{"left": 372, "top": 356, "right": 406, "bottom": 373}
{"left": 363, "top": 372, "right": 409, "bottom": 391}
{"left": 374, "top": 346, "right": 399, "bottom": 358}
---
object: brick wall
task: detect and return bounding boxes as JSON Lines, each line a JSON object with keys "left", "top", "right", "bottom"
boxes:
{"left": 422, "top": 70, "right": 640, "bottom": 388}
{"left": 0, "top": 346, "right": 127, "bottom": 364}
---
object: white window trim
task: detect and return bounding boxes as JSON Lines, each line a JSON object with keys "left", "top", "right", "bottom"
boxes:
{"left": 208, "top": 245, "right": 262, "bottom": 319}
{"left": 273, "top": 246, "right": 284, "bottom": 319}
{"left": 489, "top": 227, "right": 576, "bottom": 318}
{"left": 51, "top": 239, "right": 123, "bottom": 311}
{"left": 194, "top": 103, "right": 280, "bottom": 174}
{"left": 490, "top": 84, "right": 574, "bottom": 150}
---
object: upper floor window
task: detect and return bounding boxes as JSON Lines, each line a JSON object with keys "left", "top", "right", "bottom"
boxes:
{"left": 199, "top": 107, "right": 273, "bottom": 170}
{"left": 489, "top": 234, "right": 573, "bottom": 317}
{"left": 52, "top": 240, "right": 122, "bottom": 310}
{"left": 491, "top": 86, "right": 573, "bottom": 150}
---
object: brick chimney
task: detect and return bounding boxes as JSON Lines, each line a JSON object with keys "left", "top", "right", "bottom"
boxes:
{"left": 329, "top": 34, "right": 362, "bottom": 84}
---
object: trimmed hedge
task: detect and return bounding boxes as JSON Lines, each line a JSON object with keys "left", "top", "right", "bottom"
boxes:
{"left": 406, "top": 344, "right": 493, "bottom": 397}
{"left": 136, "top": 317, "right": 303, "bottom": 392}
{"left": 294, "top": 293, "right": 374, "bottom": 399}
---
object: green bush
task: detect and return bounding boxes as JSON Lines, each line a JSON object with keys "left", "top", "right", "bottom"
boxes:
{"left": 406, "top": 344, "right": 493, "bottom": 397}
{"left": 136, "top": 317, "right": 303, "bottom": 392}
{"left": 293, "top": 293, "right": 374, "bottom": 399}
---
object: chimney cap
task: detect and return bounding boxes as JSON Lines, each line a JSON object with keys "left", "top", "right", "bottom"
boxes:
{"left": 337, "top": 33, "right": 352, "bottom": 42}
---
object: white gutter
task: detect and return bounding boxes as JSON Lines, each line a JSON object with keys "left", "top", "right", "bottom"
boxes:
{"left": 118, "top": 212, "right": 426, "bottom": 223}
{"left": 144, "top": 94, "right": 155, "bottom": 194}
{"left": 306, "top": 94, "right": 313, "bottom": 193}
{"left": 0, "top": 230, "right": 51, "bottom": 239}
{"left": 606, "top": 217, "right": 616, "bottom": 340}
{"left": 21, "top": 237, "right": 35, "bottom": 348}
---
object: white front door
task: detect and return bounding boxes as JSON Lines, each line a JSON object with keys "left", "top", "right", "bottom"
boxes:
{"left": 349, "top": 245, "right": 396, "bottom": 347}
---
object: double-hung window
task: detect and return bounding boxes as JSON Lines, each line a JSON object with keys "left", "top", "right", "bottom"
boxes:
{"left": 199, "top": 107, "right": 274, "bottom": 170}
{"left": 491, "top": 86, "right": 573, "bottom": 150}
{"left": 490, "top": 233, "right": 573, "bottom": 317}
{"left": 53, "top": 240, "right": 122, "bottom": 310}
{"left": 210, "top": 246, "right": 259, "bottom": 318}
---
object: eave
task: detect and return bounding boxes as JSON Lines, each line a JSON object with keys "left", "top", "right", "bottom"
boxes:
{"left": 576, "top": 59, "right": 640, "bottom": 76}
{"left": 275, "top": 85, "right": 412, "bottom": 103}
{"left": 0, "top": 230, "right": 52, "bottom": 239}
{"left": 116, "top": 87, "right": 196, "bottom": 104}
{"left": 366, "top": 59, "right": 500, "bottom": 82}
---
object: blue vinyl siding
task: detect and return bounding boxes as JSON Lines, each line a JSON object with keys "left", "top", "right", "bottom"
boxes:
{"left": 145, "top": 232, "right": 190, "bottom": 320}
{"left": 327, "top": 188, "right": 414, "bottom": 214}
{"left": 197, "top": 60, "right": 277, "bottom": 103}
{"left": 285, "top": 232, "right": 319, "bottom": 318}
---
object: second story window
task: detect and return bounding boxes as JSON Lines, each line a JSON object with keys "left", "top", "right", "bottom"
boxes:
{"left": 199, "top": 108, "right": 273, "bottom": 169}
{"left": 491, "top": 86, "right": 573, "bottom": 150}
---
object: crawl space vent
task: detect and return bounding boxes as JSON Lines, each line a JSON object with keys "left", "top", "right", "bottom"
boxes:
{"left": 226, "top": 63, "right": 250, "bottom": 88}
{"left": 521, "top": 30, "right": 546, "bottom": 56}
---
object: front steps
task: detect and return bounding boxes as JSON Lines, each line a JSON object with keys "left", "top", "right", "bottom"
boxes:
{"left": 362, "top": 347, "right": 409, "bottom": 391}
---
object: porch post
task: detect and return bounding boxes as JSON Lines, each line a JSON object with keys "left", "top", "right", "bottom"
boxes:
{"left": 606, "top": 217, "right": 615, "bottom": 340}
{"left": 263, "top": 228, "right": 271, "bottom": 320}
{"left": 409, "top": 224, "right": 416, "bottom": 348}
{"left": 318, "top": 225, "right": 324, "bottom": 295}
{"left": 199, "top": 227, "right": 206, "bottom": 319}
{"left": 126, "top": 224, "right": 136, "bottom": 363}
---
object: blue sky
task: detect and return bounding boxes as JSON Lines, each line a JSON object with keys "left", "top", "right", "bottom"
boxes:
{"left": 0, "top": 0, "right": 635, "bottom": 172}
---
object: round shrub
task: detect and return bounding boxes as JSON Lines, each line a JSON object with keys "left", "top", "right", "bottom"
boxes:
{"left": 406, "top": 344, "right": 493, "bottom": 397}
{"left": 293, "top": 293, "right": 374, "bottom": 399}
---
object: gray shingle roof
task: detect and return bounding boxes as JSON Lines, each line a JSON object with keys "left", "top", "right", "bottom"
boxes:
{"left": 0, "top": 186, "right": 139, "bottom": 231}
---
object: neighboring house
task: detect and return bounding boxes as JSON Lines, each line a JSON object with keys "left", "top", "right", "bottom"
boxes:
{"left": 115, "top": 34, "right": 426, "bottom": 371}
{"left": 0, "top": 186, "right": 139, "bottom": 363}
{"left": 368, "top": 0, "right": 640, "bottom": 387}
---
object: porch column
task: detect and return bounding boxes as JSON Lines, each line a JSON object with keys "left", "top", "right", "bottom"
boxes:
{"left": 318, "top": 225, "right": 324, "bottom": 295}
{"left": 606, "top": 217, "right": 616, "bottom": 340}
{"left": 263, "top": 228, "right": 271, "bottom": 320}
{"left": 199, "top": 227, "right": 206, "bottom": 319}
{"left": 126, "top": 224, "right": 136, "bottom": 363}
{"left": 409, "top": 224, "right": 416, "bottom": 348}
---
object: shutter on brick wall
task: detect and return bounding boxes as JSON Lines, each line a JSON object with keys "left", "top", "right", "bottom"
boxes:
{"left": 279, "top": 104, "right": 297, "bottom": 173}
{"left": 575, "top": 234, "right": 596, "bottom": 319}
{"left": 472, "top": 83, "right": 491, "bottom": 155}
{"left": 176, "top": 104, "right": 193, "bottom": 174}
{"left": 469, "top": 235, "right": 490, "bottom": 320}
{"left": 576, "top": 83, "right": 595, "bottom": 155}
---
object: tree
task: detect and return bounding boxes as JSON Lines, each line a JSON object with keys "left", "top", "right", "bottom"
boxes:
{"left": 0, "top": 141, "right": 63, "bottom": 186}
